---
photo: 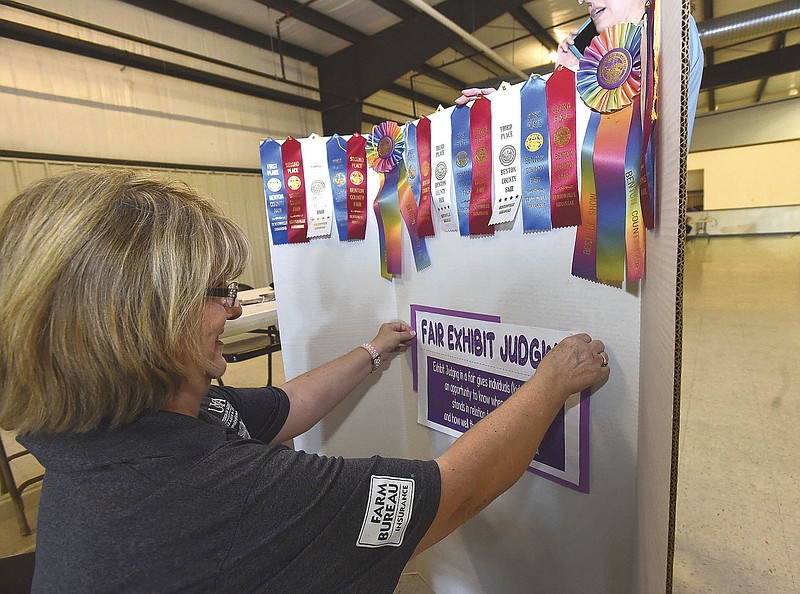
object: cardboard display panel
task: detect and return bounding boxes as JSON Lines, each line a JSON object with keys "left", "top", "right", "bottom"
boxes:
{"left": 269, "top": 3, "right": 690, "bottom": 590}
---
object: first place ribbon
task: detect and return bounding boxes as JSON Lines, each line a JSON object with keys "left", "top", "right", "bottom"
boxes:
{"left": 327, "top": 134, "right": 349, "bottom": 241}
{"left": 519, "top": 75, "right": 552, "bottom": 232}
{"left": 451, "top": 105, "right": 473, "bottom": 236}
{"left": 258, "top": 138, "right": 288, "bottom": 246}
{"left": 280, "top": 136, "right": 309, "bottom": 243}
{"left": 468, "top": 96, "right": 494, "bottom": 236}
{"left": 546, "top": 66, "right": 582, "bottom": 229}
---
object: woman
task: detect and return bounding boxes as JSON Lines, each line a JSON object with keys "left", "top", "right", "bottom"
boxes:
{"left": 0, "top": 170, "right": 608, "bottom": 592}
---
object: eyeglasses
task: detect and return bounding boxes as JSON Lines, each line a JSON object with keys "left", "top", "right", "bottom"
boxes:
{"left": 205, "top": 281, "right": 239, "bottom": 307}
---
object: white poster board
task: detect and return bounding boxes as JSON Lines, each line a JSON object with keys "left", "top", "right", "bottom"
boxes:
{"left": 268, "top": 6, "right": 688, "bottom": 590}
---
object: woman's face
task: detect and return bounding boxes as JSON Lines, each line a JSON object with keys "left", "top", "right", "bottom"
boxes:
{"left": 585, "top": 0, "right": 647, "bottom": 32}
{"left": 199, "top": 294, "right": 242, "bottom": 380}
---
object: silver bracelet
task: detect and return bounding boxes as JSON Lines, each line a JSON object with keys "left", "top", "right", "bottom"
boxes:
{"left": 359, "top": 343, "right": 381, "bottom": 373}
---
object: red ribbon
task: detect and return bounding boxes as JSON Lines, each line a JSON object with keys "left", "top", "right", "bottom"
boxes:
{"left": 546, "top": 66, "right": 581, "bottom": 228}
{"left": 468, "top": 97, "right": 494, "bottom": 235}
{"left": 280, "top": 136, "right": 308, "bottom": 243}
{"left": 416, "top": 116, "right": 435, "bottom": 237}
{"left": 346, "top": 133, "right": 368, "bottom": 240}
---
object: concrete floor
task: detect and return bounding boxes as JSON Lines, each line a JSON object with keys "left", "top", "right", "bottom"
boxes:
{"left": 1, "top": 234, "right": 798, "bottom": 592}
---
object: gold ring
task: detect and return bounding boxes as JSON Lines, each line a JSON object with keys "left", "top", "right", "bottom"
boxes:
{"left": 600, "top": 352, "right": 609, "bottom": 367}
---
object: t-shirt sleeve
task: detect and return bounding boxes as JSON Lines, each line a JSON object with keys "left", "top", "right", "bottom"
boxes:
{"left": 223, "top": 449, "right": 441, "bottom": 593}
{"left": 205, "top": 385, "right": 290, "bottom": 443}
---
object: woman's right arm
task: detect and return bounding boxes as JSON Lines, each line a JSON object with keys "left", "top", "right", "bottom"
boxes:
{"left": 412, "top": 333, "right": 609, "bottom": 556}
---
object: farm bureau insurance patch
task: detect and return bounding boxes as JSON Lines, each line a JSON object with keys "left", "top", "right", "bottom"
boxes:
{"left": 357, "top": 476, "right": 415, "bottom": 547}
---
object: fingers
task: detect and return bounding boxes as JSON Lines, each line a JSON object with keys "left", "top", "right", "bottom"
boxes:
{"left": 454, "top": 87, "right": 496, "bottom": 105}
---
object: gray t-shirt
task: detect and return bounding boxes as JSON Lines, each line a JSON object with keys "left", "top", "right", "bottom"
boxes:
{"left": 21, "top": 386, "right": 441, "bottom": 593}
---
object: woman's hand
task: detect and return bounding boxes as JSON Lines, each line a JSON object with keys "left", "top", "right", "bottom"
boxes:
{"left": 369, "top": 321, "right": 416, "bottom": 361}
{"left": 454, "top": 87, "right": 496, "bottom": 106}
{"left": 534, "top": 333, "right": 610, "bottom": 400}
{"left": 555, "top": 30, "right": 580, "bottom": 68}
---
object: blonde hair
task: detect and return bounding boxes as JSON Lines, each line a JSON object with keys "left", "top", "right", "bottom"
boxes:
{"left": 0, "top": 169, "right": 250, "bottom": 434}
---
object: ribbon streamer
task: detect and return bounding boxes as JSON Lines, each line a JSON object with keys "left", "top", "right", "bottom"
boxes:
{"left": 367, "top": 121, "right": 431, "bottom": 276}
{"left": 326, "top": 134, "right": 349, "bottom": 241}
{"left": 489, "top": 82, "right": 523, "bottom": 226}
{"left": 258, "top": 138, "right": 289, "bottom": 245}
{"left": 280, "top": 136, "right": 309, "bottom": 243}
{"left": 451, "top": 105, "right": 473, "bottom": 236}
{"left": 519, "top": 75, "right": 552, "bottom": 232}
{"left": 346, "top": 134, "right": 368, "bottom": 240}
{"left": 300, "top": 135, "right": 334, "bottom": 239}
{"left": 468, "top": 96, "right": 494, "bottom": 236}
{"left": 572, "top": 112, "right": 601, "bottom": 280}
{"left": 546, "top": 67, "right": 581, "bottom": 228}
{"left": 429, "top": 107, "right": 458, "bottom": 231}
{"left": 624, "top": 97, "right": 645, "bottom": 280}
{"left": 593, "top": 107, "right": 633, "bottom": 282}
{"left": 416, "top": 116, "right": 435, "bottom": 236}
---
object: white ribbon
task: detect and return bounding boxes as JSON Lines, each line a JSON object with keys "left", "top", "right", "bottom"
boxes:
{"left": 488, "top": 82, "right": 523, "bottom": 226}
{"left": 428, "top": 106, "right": 458, "bottom": 232}
{"left": 300, "top": 134, "right": 334, "bottom": 238}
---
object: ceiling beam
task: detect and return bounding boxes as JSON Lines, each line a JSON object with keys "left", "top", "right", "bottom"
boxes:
{"left": 318, "top": 0, "right": 529, "bottom": 134}
{"left": 755, "top": 32, "right": 786, "bottom": 102}
{"left": 252, "top": 0, "right": 366, "bottom": 44}
{"left": 450, "top": 40, "right": 505, "bottom": 77}
{"left": 700, "top": 44, "right": 800, "bottom": 90}
{"left": 509, "top": 7, "right": 559, "bottom": 52}
{"left": 0, "top": 18, "right": 321, "bottom": 111}
{"left": 385, "top": 84, "right": 443, "bottom": 110}
{"left": 703, "top": 0, "right": 717, "bottom": 112}
{"left": 117, "top": 0, "right": 321, "bottom": 65}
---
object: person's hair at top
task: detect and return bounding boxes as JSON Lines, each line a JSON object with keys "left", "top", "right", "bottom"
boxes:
{"left": 0, "top": 169, "right": 250, "bottom": 435}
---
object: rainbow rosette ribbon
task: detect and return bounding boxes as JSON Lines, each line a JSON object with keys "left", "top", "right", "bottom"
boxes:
{"left": 577, "top": 22, "right": 642, "bottom": 113}
{"left": 366, "top": 121, "right": 405, "bottom": 173}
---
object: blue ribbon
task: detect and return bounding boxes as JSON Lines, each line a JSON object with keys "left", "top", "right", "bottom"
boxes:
{"left": 326, "top": 134, "right": 349, "bottom": 241}
{"left": 405, "top": 122, "right": 422, "bottom": 206}
{"left": 519, "top": 75, "right": 552, "bottom": 232}
{"left": 258, "top": 138, "right": 288, "bottom": 245}
{"left": 451, "top": 104, "right": 472, "bottom": 236}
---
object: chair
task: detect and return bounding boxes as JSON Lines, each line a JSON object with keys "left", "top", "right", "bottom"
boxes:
{"left": 217, "top": 283, "right": 282, "bottom": 387}
{"left": 219, "top": 325, "right": 282, "bottom": 386}
{"left": 0, "top": 437, "right": 43, "bottom": 537}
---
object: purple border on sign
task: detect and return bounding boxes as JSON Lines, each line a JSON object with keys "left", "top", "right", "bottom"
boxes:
{"left": 409, "top": 304, "right": 501, "bottom": 392}
{"left": 528, "top": 389, "right": 591, "bottom": 493}
{"left": 410, "top": 303, "right": 591, "bottom": 494}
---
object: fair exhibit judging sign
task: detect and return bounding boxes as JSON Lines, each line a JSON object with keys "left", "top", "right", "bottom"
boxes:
{"left": 411, "top": 305, "right": 590, "bottom": 493}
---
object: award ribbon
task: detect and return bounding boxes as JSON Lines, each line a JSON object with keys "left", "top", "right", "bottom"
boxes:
{"left": 571, "top": 112, "right": 601, "bottom": 280}
{"left": 624, "top": 96, "right": 645, "bottom": 280}
{"left": 405, "top": 121, "right": 421, "bottom": 205}
{"left": 300, "top": 135, "right": 333, "bottom": 239}
{"left": 346, "top": 133, "right": 368, "bottom": 240}
{"left": 640, "top": 5, "right": 657, "bottom": 229}
{"left": 519, "top": 75, "right": 552, "bottom": 232}
{"left": 429, "top": 107, "right": 458, "bottom": 231}
{"left": 416, "top": 116, "right": 435, "bottom": 236}
{"left": 489, "top": 83, "right": 523, "bottom": 226}
{"left": 546, "top": 67, "right": 581, "bottom": 228}
{"left": 280, "top": 136, "right": 309, "bottom": 243}
{"left": 258, "top": 138, "right": 289, "bottom": 246}
{"left": 577, "top": 22, "right": 645, "bottom": 281}
{"left": 366, "top": 121, "right": 432, "bottom": 276}
{"left": 593, "top": 107, "right": 633, "bottom": 282}
{"left": 326, "top": 134, "right": 349, "bottom": 241}
{"left": 468, "top": 96, "right": 494, "bottom": 236}
{"left": 451, "top": 104, "right": 473, "bottom": 236}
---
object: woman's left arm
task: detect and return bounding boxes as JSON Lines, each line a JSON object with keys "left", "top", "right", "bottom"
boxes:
{"left": 271, "top": 321, "right": 416, "bottom": 443}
